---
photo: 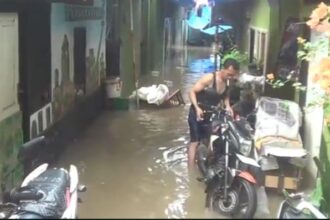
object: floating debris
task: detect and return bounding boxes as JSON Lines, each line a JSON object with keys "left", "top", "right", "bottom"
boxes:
{"left": 173, "top": 137, "right": 186, "bottom": 142}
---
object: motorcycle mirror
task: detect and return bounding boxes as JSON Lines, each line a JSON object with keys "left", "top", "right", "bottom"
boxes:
{"left": 0, "top": 213, "right": 6, "bottom": 219}
{"left": 78, "top": 185, "right": 87, "bottom": 193}
{"left": 283, "top": 189, "right": 289, "bottom": 198}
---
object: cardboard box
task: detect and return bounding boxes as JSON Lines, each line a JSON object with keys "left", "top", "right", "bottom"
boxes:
{"left": 265, "top": 174, "right": 299, "bottom": 190}
{"left": 264, "top": 167, "right": 302, "bottom": 190}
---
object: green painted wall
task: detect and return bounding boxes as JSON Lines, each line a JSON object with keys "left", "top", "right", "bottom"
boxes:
{"left": 240, "top": 0, "right": 302, "bottom": 99}
{"left": 250, "top": 0, "right": 270, "bottom": 29}
{"left": 148, "top": 0, "right": 165, "bottom": 72}
{"left": 0, "top": 112, "right": 24, "bottom": 193}
{"left": 119, "top": 0, "right": 135, "bottom": 97}
{"left": 119, "top": 0, "right": 165, "bottom": 97}
{"left": 240, "top": 0, "right": 271, "bottom": 65}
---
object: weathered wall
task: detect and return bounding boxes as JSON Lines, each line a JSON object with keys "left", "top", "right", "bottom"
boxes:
{"left": 119, "top": 0, "right": 166, "bottom": 97}
{"left": 0, "top": 112, "right": 23, "bottom": 193}
{"left": 50, "top": 0, "right": 106, "bottom": 121}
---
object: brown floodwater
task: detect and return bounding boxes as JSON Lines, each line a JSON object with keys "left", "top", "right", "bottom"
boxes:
{"left": 57, "top": 46, "right": 282, "bottom": 218}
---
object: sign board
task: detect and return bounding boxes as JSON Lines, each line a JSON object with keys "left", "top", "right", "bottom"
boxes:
{"left": 65, "top": 5, "right": 104, "bottom": 21}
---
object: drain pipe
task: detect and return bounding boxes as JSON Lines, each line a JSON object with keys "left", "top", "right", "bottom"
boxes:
{"left": 130, "top": 0, "right": 139, "bottom": 108}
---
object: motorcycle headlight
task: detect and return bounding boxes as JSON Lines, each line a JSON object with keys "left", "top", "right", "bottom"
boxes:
{"left": 239, "top": 138, "right": 252, "bottom": 156}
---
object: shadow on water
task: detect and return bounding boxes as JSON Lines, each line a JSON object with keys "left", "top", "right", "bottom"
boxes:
{"left": 57, "top": 46, "right": 276, "bottom": 218}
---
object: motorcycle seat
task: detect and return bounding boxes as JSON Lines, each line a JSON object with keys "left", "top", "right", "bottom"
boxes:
{"left": 16, "top": 168, "right": 69, "bottom": 218}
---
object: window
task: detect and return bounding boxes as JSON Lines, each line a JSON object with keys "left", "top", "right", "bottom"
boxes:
{"left": 249, "top": 27, "right": 269, "bottom": 75}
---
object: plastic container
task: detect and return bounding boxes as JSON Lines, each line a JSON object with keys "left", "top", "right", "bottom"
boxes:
{"left": 105, "top": 77, "right": 122, "bottom": 98}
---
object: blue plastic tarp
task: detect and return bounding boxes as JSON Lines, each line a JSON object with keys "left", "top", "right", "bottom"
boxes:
{"left": 200, "top": 24, "right": 232, "bottom": 35}
{"left": 185, "top": 6, "right": 211, "bottom": 30}
{"left": 185, "top": 5, "right": 232, "bottom": 34}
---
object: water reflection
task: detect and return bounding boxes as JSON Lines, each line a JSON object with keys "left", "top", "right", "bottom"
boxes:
{"left": 189, "top": 58, "right": 216, "bottom": 73}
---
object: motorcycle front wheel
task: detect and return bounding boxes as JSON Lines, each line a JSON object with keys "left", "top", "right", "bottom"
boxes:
{"left": 207, "top": 177, "right": 257, "bottom": 219}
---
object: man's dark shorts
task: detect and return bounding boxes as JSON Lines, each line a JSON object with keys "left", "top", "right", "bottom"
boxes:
{"left": 188, "top": 105, "right": 208, "bottom": 142}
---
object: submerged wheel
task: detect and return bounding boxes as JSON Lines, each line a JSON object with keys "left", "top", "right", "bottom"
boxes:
{"left": 207, "top": 177, "right": 257, "bottom": 219}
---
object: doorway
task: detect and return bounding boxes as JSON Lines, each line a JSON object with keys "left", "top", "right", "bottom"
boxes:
{"left": 19, "top": 1, "right": 52, "bottom": 140}
{"left": 74, "top": 27, "right": 87, "bottom": 94}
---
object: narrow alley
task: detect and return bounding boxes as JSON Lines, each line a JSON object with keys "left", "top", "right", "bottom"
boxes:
{"left": 0, "top": 0, "right": 329, "bottom": 219}
{"left": 57, "top": 47, "right": 281, "bottom": 218}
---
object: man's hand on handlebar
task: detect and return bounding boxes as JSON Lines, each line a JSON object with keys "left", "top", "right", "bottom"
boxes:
{"left": 196, "top": 106, "right": 204, "bottom": 121}
{"left": 226, "top": 106, "right": 234, "bottom": 116}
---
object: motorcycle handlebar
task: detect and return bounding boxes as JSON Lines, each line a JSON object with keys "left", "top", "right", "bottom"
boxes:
{"left": 18, "top": 136, "right": 46, "bottom": 162}
{"left": 198, "top": 103, "right": 229, "bottom": 115}
{"left": 283, "top": 189, "right": 304, "bottom": 200}
{"left": 9, "top": 190, "right": 43, "bottom": 203}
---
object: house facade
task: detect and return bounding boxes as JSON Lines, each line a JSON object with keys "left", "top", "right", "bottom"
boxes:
{"left": 236, "top": 0, "right": 327, "bottom": 182}
{"left": 0, "top": 0, "right": 106, "bottom": 192}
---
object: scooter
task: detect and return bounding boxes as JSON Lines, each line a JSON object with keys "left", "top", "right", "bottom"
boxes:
{"left": 277, "top": 157, "right": 328, "bottom": 219}
{"left": 196, "top": 104, "right": 263, "bottom": 218}
{"left": 277, "top": 190, "right": 327, "bottom": 219}
{"left": 0, "top": 136, "right": 86, "bottom": 219}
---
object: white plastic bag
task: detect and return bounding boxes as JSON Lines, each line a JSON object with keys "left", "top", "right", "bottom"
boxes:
{"left": 147, "top": 84, "right": 169, "bottom": 105}
{"left": 129, "top": 84, "right": 169, "bottom": 105}
{"left": 138, "top": 85, "right": 157, "bottom": 101}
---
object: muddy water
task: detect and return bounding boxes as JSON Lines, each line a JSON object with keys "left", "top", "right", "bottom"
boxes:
{"left": 57, "top": 46, "right": 280, "bottom": 218}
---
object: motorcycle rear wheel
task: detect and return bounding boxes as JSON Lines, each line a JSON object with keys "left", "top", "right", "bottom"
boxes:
{"left": 196, "top": 143, "right": 208, "bottom": 177}
{"left": 207, "top": 177, "right": 257, "bottom": 219}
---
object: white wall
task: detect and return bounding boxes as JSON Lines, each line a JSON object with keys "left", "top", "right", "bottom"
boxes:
{"left": 0, "top": 13, "right": 20, "bottom": 122}
{"left": 51, "top": 0, "right": 107, "bottom": 97}
{"left": 303, "top": 30, "right": 327, "bottom": 179}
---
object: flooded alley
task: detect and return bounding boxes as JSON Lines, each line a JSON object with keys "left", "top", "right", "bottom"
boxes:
{"left": 57, "top": 47, "right": 280, "bottom": 218}
{"left": 0, "top": 0, "right": 327, "bottom": 219}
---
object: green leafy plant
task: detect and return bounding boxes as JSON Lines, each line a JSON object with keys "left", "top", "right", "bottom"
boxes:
{"left": 221, "top": 47, "right": 249, "bottom": 66}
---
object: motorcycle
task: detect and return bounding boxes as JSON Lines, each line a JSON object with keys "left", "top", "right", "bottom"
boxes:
{"left": 277, "top": 190, "right": 327, "bottom": 219}
{"left": 0, "top": 136, "right": 86, "bottom": 219}
{"left": 277, "top": 157, "right": 328, "bottom": 219}
{"left": 196, "top": 104, "right": 263, "bottom": 218}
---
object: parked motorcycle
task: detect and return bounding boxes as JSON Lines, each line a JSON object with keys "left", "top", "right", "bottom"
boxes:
{"left": 0, "top": 136, "right": 86, "bottom": 219}
{"left": 277, "top": 157, "right": 328, "bottom": 219}
{"left": 277, "top": 190, "right": 327, "bottom": 219}
{"left": 196, "top": 104, "right": 263, "bottom": 218}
